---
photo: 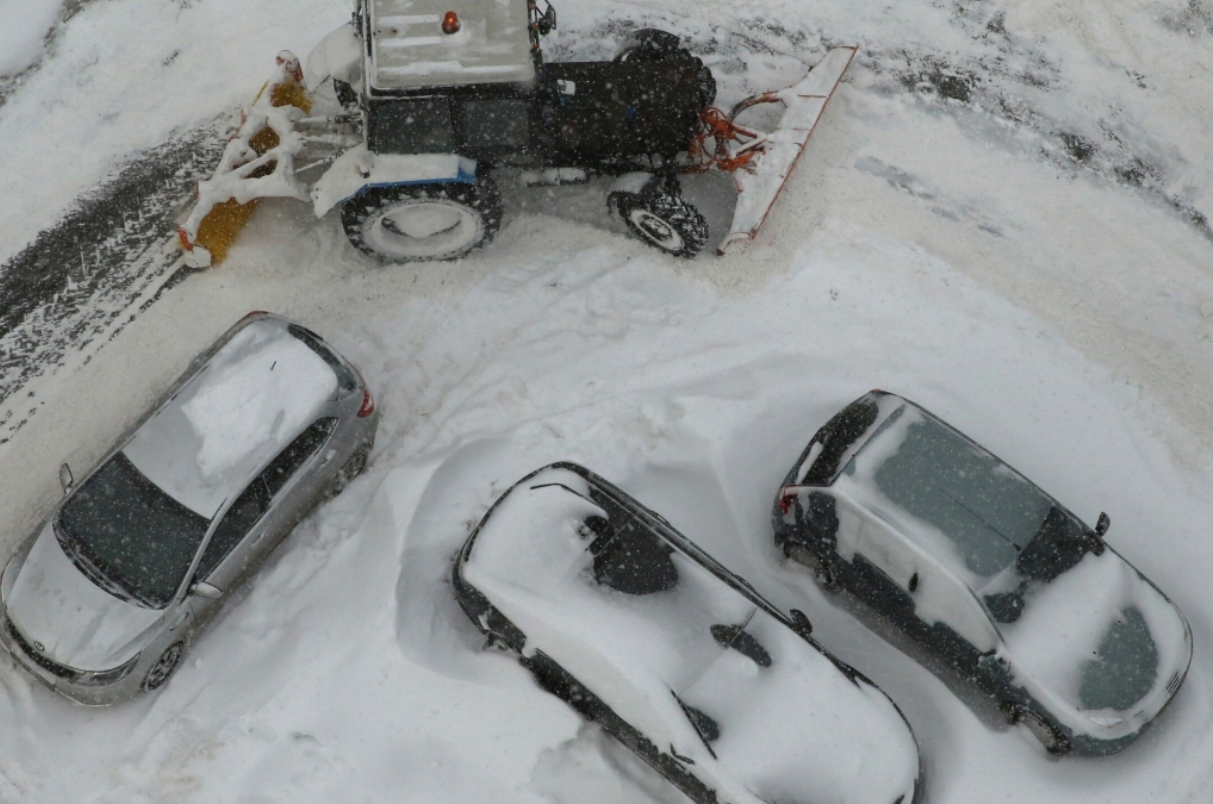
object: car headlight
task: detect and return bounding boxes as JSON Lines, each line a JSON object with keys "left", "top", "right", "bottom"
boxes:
{"left": 78, "top": 653, "right": 141, "bottom": 686}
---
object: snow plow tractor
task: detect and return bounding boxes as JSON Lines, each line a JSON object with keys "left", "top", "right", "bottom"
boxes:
{"left": 177, "top": 0, "right": 855, "bottom": 266}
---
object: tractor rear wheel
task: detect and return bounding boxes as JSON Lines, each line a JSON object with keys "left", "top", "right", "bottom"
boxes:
{"left": 342, "top": 178, "right": 503, "bottom": 262}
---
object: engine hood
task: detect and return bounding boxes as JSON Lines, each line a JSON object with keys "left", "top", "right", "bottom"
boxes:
{"left": 4, "top": 522, "right": 161, "bottom": 671}
{"left": 999, "top": 547, "right": 1191, "bottom": 734}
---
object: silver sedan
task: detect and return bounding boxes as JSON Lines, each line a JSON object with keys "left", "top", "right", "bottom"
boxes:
{"left": 0, "top": 313, "right": 379, "bottom": 704}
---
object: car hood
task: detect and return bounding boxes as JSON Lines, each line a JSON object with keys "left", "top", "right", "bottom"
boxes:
{"left": 679, "top": 608, "right": 919, "bottom": 804}
{"left": 5, "top": 523, "right": 161, "bottom": 671}
{"left": 997, "top": 547, "right": 1191, "bottom": 733}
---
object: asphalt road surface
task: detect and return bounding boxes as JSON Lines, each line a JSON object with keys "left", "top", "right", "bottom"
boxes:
{"left": 0, "top": 126, "right": 224, "bottom": 444}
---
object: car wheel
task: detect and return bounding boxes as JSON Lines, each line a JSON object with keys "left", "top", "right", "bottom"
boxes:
{"left": 784, "top": 541, "right": 839, "bottom": 591}
{"left": 1004, "top": 703, "right": 1070, "bottom": 755}
{"left": 141, "top": 642, "right": 185, "bottom": 691}
{"left": 341, "top": 178, "right": 503, "bottom": 262}
{"left": 330, "top": 443, "right": 371, "bottom": 497}
{"left": 610, "top": 187, "right": 708, "bottom": 258}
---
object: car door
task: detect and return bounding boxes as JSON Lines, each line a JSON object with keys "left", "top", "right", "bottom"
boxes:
{"left": 189, "top": 417, "right": 336, "bottom": 599}
{"left": 901, "top": 555, "right": 1000, "bottom": 674}
{"left": 248, "top": 417, "right": 338, "bottom": 562}
{"left": 831, "top": 493, "right": 917, "bottom": 620}
{"left": 184, "top": 475, "right": 274, "bottom": 631}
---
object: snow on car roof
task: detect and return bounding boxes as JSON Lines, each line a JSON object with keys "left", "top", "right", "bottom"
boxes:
{"left": 463, "top": 466, "right": 919, "bottom": 804}
{"left": 123, "top": 320, "right": 337, "bottom": 517}
{"left": 367, "top": 0, "right": 534, "bottom": 91}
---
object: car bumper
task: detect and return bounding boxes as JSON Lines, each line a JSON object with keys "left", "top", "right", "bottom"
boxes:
{"left": 0, "top": 602, "right": 145, "bottom": 706}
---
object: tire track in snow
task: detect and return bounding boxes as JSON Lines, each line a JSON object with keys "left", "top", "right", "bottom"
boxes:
{"left": 0, "top": 126, "right": 224, "bottom": 444}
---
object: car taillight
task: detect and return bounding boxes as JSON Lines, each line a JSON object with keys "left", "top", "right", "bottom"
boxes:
{"left": 240, "top": 310, "right": 269, "bottom": 322}
{"left": 357, "top": 387, "right": 375, "bottom": 417}
{"left": 779, "top": 487, "right": 798, "bottom": 515}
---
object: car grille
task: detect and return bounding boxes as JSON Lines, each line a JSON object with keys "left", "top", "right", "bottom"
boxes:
{"left": 1166, "top": 671, "right": 1182, "bottom": 697}
{"left": 5, "top": 618, "right": 81, "bottom": 681}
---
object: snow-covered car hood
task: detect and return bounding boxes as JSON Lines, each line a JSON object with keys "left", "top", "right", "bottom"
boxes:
{"left": 680, "top": 608, "right": 919, "bottom": 804}
{"left": 4, "top": 522, "right": 161, "bottom": 671}
{"left": 998, "top": 547, "right": 1192, "bottom": 735}
{"left": 464, "top": 467, "right": 918, "bottom": 804}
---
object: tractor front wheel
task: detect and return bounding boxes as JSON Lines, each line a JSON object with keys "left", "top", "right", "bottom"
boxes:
{"left": 342, "top": 179, "right": 503, "bottom": 263}
{"left": 610, "top": 184, "right": 709, "bottom": 258}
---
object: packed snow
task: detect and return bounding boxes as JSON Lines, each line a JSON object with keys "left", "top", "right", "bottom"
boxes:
{"left": 0, "top": 0, "right": 1212, "bottom": 802}
{"left": 0, "top": 0, "right": 61, "bottom": 78}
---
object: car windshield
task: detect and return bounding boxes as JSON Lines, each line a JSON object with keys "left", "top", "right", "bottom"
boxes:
{"left": 847, "top": 404, "right": 1090, "bottom": 580}
{"left": 57, "top": 451, "right": 211, "bottom": 609}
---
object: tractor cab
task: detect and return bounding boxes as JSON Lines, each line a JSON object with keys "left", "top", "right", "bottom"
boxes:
{"left": 356, "top": 0, "right": 710, "bottom": 169}
{"left": 359, "top": 0, "right": 539, "bottom": 162}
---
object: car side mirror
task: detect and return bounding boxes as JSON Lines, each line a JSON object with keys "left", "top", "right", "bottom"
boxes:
{"left": 789, "top": 608, "right": 813, "bottom": 638}
{"left": 189, "top": 581, "right": 223, "bottom": 600}
{"left": 1087, "top": 512, "right": 1110, "bottom": 555}
{"left": 58, "top": 463, "right": 74, "bottom": 493}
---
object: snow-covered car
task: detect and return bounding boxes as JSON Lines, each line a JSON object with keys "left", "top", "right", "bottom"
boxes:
{"left": 774, "top": 391, "right": 1193, "bottom": 755}
{"left": 0, "top": 313, "right": 379, "bottom": 704}
{"left": 454, "top": 463, "right": 921, "bottom": 804}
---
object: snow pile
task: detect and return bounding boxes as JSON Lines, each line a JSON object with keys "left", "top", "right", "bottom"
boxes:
{"left": 0, "top": 0, "right": 60, "bottom": 78}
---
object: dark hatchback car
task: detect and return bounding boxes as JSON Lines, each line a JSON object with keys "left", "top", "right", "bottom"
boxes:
{"left": 774, "top": 390, "right": 1192, "bottom": 755}
{"left": 454, "top": 462, "right": 921, "bottom": 804}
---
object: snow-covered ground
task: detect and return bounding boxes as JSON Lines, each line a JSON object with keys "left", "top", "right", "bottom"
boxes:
{"left": 1, "top": 0, "right": 1212, "bottom": 802}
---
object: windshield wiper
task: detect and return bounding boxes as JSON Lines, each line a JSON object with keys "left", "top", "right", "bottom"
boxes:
{"left": 53, "top": 517, "right": 144, "bottom": 606}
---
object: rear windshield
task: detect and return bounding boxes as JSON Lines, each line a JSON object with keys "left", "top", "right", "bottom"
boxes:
{"left": 58, "top": 452, "right": 210, "bottom": 608}
{"left": 288, "top": 324, "right": 356, "bottom": 392}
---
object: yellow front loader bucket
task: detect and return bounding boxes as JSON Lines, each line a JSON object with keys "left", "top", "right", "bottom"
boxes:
{"left": 178, "top": 52, "right": 312, "bottom": 267}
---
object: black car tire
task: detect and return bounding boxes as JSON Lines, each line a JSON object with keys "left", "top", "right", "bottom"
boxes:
{"left": 142, "top": 641, "right": 184, "bottom": 691}
{"left": 342, "top": 178, "right": 503, "bottom": 263}
{"left": 610, "top": 188, "right": 708, "bottom": 258}
{"left": 784, "top": 541, "right": 839, "bottom": 591}
{"left": 1004, "top": 703, "right": 1071, "bottom": 755}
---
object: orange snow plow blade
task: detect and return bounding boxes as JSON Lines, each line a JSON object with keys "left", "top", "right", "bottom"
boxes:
{"left": 178, "top": 52, "right": 311, "bottom": 268}
{"left": 697, "top": 46, "right": 857, "bottom": 255}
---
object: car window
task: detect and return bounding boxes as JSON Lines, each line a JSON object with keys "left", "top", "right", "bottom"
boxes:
{"left": 196, "top": 477, "right": 271, "bottom": 579}
{"left": 799, "top": 396, "right": 880, "bottom": 485}
{"left": 582, "top": 512, "right": 680, "bottom": 595}
{"left": 287, "top": 325, "right": 357, "bottom": 392}
{"left": 263, "top": 418, "right": 336, "bottom": 497}
{"left": 58, "top": 452, "right": 210, "bottom": 608}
